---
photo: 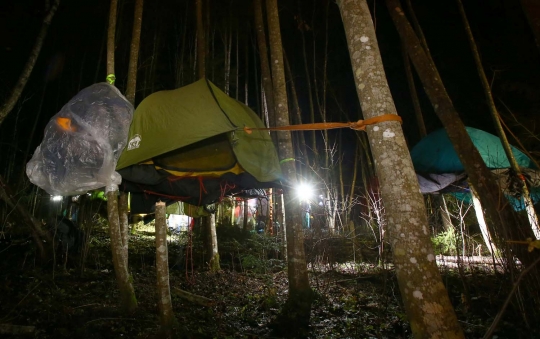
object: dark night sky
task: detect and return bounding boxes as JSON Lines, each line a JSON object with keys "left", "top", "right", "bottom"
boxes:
{"left": 1, "top": 0, "right": 539, "bottom": 180}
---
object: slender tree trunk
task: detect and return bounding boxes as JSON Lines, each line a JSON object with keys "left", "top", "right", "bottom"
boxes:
{"left": 206, "top": 213, "right": 220, "bottom": 271}
{"left": 196, "top": 0, "right": 206, "bottom": 79}
{"left": 0, "top": 0, "right": 60, "bottom": 126}
{"left": 520, "top": 0, "right": 540, "bottom": 54}
{"left": 470, "top": 185, "right": 496, "bottom": 255}
{"left": 338, "top": 1, "right": 464, "bottom": 337}
{"left": 107, "top": 190, "right": 137, "bottom": 313}
{"left": 125, "top": 0, "right": 144, "bottom": 104}
{"left": 119, "top": 192, "right": 129, "bottom": 266}
{"left": 385, "top": 0, "right": 536, "bottom": 267}
{"left": 284, "top": 53, "right": 309, "bottom": 171}
{"left": 155, "top": 202, "right": 177, "bottom": 332}
{"left": 254, "top": 0, "right": 276, "bottom": 129}
{"left": 266, "top": 0, "right": 312, "bottom": 333}
{"left": 243, "top": 199, "right": 249, "bottom": 231}
{"left": 457, "top": 0, "right": 540, "bottom": 238}
{"left": 106, "top": 0, "right": 137, "bottom": 314}
{"left": 106, "top": 0, "right": 118, "bottom": 83}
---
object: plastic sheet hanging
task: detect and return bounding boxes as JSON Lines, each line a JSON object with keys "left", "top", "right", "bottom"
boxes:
{"left": 26, "top": 83, "right": 133, "bottom": 196}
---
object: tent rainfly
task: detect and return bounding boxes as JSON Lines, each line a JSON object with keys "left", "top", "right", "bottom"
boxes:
{"left": 411, "top": 127, "right": 540, "bottom": 210}
{"left": 117, "top": 79, "right": 282, "bottom": 213}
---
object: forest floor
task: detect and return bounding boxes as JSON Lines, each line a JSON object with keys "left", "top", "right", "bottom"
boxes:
{"left": 0, "top": 223, "right": 538, "bottom": 339}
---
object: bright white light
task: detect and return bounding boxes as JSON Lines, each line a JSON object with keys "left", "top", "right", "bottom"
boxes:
{"left": 51, "top": 195, "right": 63, "bottom": 202}
{"left": 295, "top": 183, "right": 314, "bottom": 201}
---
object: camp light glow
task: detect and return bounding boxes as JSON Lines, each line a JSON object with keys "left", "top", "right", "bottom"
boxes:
{"left": 51, "top": 195, "right": 63, "bottom": 202}
{"left": 295, "top": 183, "right": 314, "bottom": 201}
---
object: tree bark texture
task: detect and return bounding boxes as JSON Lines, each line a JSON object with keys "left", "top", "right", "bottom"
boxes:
{"left": 155, "top": 202, "right": 177, "bottom": 329}
{"left": 266, "top": 0, "right": 312, "bottom": 331}
{"left": 107, "top": 191, "right": 137, "bottom": 313}
{"left": 106, "top": 0, "right": 118, "bottom": 81}
{"left": 125, "top": 0, "right": 144, "bottom": 104}
{"left": 206, "top": 213, "right": 220, "bottom": 272}
{"left": 119, "top": 192, "right": 129, "bottom": 266}
{"left": 385, "top": 0, "right": 536, "bottom": 267}
{"left": 0, "top": 0, "right": 59, "bottom": 126}
{"left": 254, "top": 0, "right": 276, "bottom": 129}
{"left": 457, "top": 0, "right": 540, "bottom": 238}
{"left": 337, "top": 1, "right": 464, "bottom": 338}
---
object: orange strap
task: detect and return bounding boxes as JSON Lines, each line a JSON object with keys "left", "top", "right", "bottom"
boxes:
{"left": 243, "top": 114, "right": 402, "bottom": 134}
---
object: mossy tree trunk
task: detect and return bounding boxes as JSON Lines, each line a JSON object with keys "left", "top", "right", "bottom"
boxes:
{"left": 266, "top": 0, "right": 312, "bottom": 334}
{"left": 337, "top": 0, "right": 465, "bottom": 337}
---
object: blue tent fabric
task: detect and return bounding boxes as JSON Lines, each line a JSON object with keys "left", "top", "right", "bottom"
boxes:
{"left": 411, "top": 127, "right": 532, "bottom": 173}
{"left": 411, "top": 127, "right": 539, "bottom": 211}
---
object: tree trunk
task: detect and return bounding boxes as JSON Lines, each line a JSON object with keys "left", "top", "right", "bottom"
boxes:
{"left": 254, "top": 0, "right": 276, "bottom": 130}
{"left": 266, "top": 0, "right": 312, "bottom": 333}
{"left": 107, "top": 191, "right": 137, "bottom": 313}
{"left": 106, "top": 0, "right": 137, "bottom": 313}
{"left": 520, "top": 0, "right": 540, "bottom": 54}
{"left": 457, "top": 0, "right": 540, "bottom": 238}
{"left": 196, "top": 0, "right": 206, "bottom": 79}
{"left": 243, "top": 199, "right": 249, "bottom": 231}
{"left": 206, "top": 213, "right": 220, "bottom": 272}
{"left": 385, "top": 0, "right": 536, "bottom": 267}
{"left": 125, "top": 0, "right": 144, "bottom": 104}
{"left": 469, "top": 184, "right": 497, "bottom": 255}
{"left": 337, "top": 1, "right": 464, "bottom": 337}
{"left": 0, "top": 0, "right": 60, "bottom": 126}
{"left": 155, "top": 202, "right": 177, "bottom": 332}
{"left": 119, "top": 192, "right": 129, "bottom": 266}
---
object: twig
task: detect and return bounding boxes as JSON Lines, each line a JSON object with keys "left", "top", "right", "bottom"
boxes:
{"left": 483, "top": 255, "right": 540, "bottom": 339}
{"left": 173, "top": 287, "right": 214, "bottom": 307}
{"left": 0, "top": 281, "right": 42, "bottom": 322}
{"left": 85, "top": 317, "right": 136, "bottom": 325}
{"left": 73, "top": 303, "right": 100, "bottom": 309}
{"left": 0, "top": 324, "right": 35, "bottom": 335}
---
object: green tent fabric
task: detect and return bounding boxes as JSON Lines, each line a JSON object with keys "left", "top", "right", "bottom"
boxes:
{"left": 411, "top": 127, "right": 533, "bottom": 173}
{"left": 116, "top": 78, "right": 281, "bottom": 183}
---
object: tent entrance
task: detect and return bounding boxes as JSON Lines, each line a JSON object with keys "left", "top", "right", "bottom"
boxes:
{"left": 153, "top": 133, "right": 241, "bottom": 176}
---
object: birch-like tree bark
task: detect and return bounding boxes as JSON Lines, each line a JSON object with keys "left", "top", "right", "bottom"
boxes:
{"left": 266, "top": 0, "right": 312, "bottom": 333}
{"left": 337, "top": 1, "right": 464, "bottom": 337}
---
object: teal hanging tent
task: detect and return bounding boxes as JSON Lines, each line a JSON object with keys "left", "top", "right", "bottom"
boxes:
{"left": 411, "top": 127, "right": 540, "bottom": 210}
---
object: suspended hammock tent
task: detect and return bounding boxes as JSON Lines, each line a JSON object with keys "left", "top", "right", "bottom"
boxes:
{"left": 116, "top": 79, "right": 282, "bottom": 213}
{"left": 411, "top": 127, "right": 540, "bottom": 210}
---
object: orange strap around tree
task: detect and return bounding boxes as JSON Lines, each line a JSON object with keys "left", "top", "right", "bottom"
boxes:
{"left": 242, "top": 114, "right": 402, "bottom": 134}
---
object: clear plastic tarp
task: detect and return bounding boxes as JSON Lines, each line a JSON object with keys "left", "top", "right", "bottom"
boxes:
{"left": 26, "top": 83, "right": 133, "bottom": 196}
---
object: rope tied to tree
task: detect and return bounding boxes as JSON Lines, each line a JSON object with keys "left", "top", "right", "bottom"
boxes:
{"left": 106, "top": 74, "right": 116, "bottom": 85}
{"left": 242, "top": 114, "right": 402, "bottom": 134}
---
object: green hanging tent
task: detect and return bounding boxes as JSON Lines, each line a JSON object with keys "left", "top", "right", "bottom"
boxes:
{"left": 116, "top": 79, "right": 282, "bottom": 213}
{"left": 411, "top": 127, "right": 539, "bottom": 211}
